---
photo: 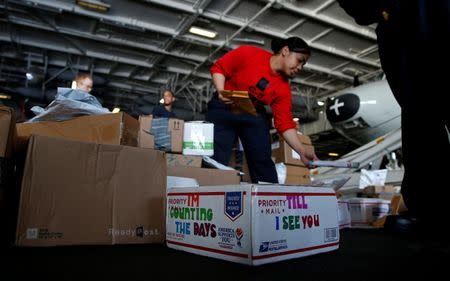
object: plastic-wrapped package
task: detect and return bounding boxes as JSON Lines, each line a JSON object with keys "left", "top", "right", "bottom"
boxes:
{"left": 28, "top": 87, "right": 110, "bottom": 122}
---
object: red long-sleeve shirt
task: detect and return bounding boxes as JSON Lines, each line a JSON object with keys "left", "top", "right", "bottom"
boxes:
{"left": 210, "top": 45, "right": 296, "bottom": 134}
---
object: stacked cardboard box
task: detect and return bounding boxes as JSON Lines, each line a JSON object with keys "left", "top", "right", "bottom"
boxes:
{"left": 16, "top": 112, "right": 139, "bottom": 151}
{"left": 166, "top": 184, "right": 339, "bottom": 265}
{"left": 138, "top": 115, "right": 184, "bottom": 152}
{"left": 7, "top": 108, "right": 245, "bottom": 247}
{"left": 16, "top": 135, "right": 167, "bottom": 246}
{"left": 0, "top": 106, "right": 16, "bottom": 159}
{"left": 0, "top": 106, "right": 17, "bottom": 219}
{"left": 338, "top": 197, "right": 391, "bottom": 229}
{"left": 272, "top": 134, "right": 312, "bottom": 184}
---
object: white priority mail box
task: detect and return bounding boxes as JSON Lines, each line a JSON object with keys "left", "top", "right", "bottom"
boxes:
{"left": 166, "top": 184, "right": 339, "bottom": 265}
{"left": 347, "top": 198, "right": 391, "bottom": 228}
{"left": 182, "top": 121, "right": 214, "bottom": 156}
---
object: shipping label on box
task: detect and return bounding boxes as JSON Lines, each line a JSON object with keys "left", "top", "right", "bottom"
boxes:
{"left": 166, "top": 185, "right": 339, "bottom": 265}
{"left": 182, "top": 122, "right": 214, "bottom": 156}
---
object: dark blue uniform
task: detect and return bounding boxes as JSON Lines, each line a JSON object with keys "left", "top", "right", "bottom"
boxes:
{"left": 152, "top": 105, "right": 176, "bottom": 118}
{"left": 206, "top": 95, "right": 278, "bottom": 184}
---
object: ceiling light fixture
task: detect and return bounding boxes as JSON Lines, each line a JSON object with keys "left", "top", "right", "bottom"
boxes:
{"left": 112, "top": 107, "right": 120, "bottom": 113}
{"left": 188, "top": 26, "right": 217, "bottom": 39}
{"left": 0, "top": 94, "right": 11, "bottom": 99}
{"left": 76, "top": 0, "right": 110, "bottom": 12}
{"left": 317, "top": 101, "right": 324, "bottom": 106}
{"left": 25, "top": 73, "right": 34, "bottom": 80}
{"left": 328, "top": 152, "right": 339, "bottom": 157}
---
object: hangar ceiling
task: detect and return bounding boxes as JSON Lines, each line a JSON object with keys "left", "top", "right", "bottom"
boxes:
{"left": 0, "top": 0, "right": 383, "bottom": 123}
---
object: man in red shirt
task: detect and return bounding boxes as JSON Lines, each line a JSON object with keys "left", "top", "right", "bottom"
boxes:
{"left": 207, "top": 37, "right": 318, "bottom": 183}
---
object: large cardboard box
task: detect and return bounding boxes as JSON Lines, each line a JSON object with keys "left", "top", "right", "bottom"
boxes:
{"left": 0, "top": 106, "right": 16, "bottom": 158}
{"left": 1, "top": 106, "right": 16, "bottom": 209}
{"left": 16, "top": 135, "right": 167, "bottom": 246}
{"left": 361, "top": 185, "right": 407, "bottom": 213}
{"left": 16, "top": 113, "right": 139, "bottom": 152}
{"left": 272, "top": 134, "right": 313, "bottom": 167}
{"left": 166, "top": 184, "right": 339, "bottom": 265}
{"left": 167, "top": 166, "right": 240, "bottom": 186}
{"left": 138, "top": 115, "right": 184, "bottom": 152}
{"left": 345, "top": 197, "right": 391, "bottom": 228}
{"left": 284, "top": 165, "right": 311, "bottom": 185}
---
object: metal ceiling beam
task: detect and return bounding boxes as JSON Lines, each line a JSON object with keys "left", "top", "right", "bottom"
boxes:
{"left": 0, "top": 24, "right": 216, "bottom": 81}
{"left": 142, "top": 0, "right": 379, "bottom": 69}
{"left": 4, "top": 12, "right": 206, "bottom": 63}
{"left": 277, "top": 0, "right": 376, "bottom": 40}
{"left": 180, "top": 0, "right": 276, "bottom": 83}
{"left": 0, "top": 44, "right": 191, "bottom": 96}
{"left": 3, "top": 1, "right": 348, "bottom": 90}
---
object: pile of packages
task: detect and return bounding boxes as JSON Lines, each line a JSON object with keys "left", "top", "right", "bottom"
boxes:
{"left": 1, "top": 105, "right": 342, "bottom": 265}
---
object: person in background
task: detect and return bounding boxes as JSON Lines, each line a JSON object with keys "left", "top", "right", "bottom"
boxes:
{"left": 74, "top": 73, "right": 93, "bottom": 93}
{"left": 207, "top": 37, "right": 318, "bottom": 184}
{"left": 337, "top": 0, "right": 450, "bottom": 236}
{"left": 152, "top": 89, "right": 177, "bottom": 118}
